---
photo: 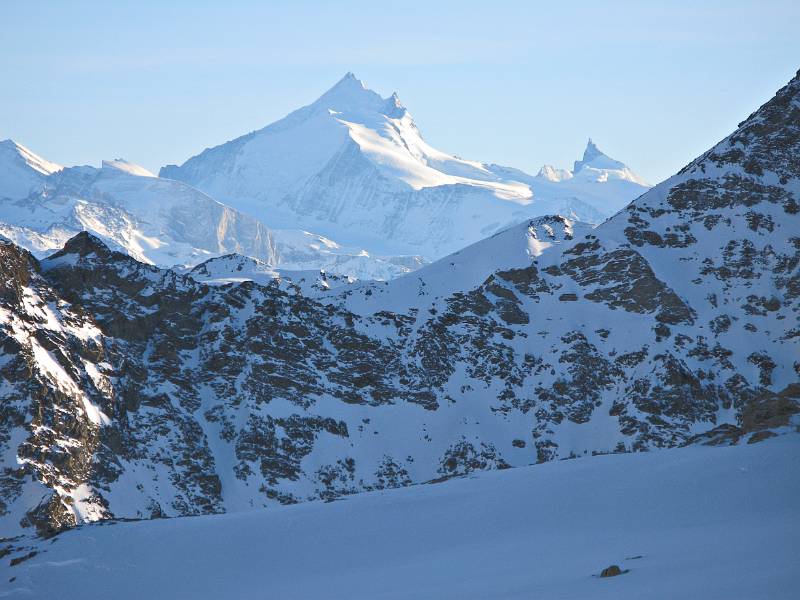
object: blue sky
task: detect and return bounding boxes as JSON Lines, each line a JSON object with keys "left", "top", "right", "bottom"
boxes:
{"left": 1, "top": 0, "right": 798, "bottom": 184}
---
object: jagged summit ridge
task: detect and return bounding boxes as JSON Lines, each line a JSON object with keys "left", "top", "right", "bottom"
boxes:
{"left": 315, "top": 72, "right": 380, "bottom": 103}
{"left": 536, "top": 139, "right": 642, "bottom": 184}
{"left": 158, "top": 73, "right": 651, "bottom": 258}
{"left": 573, "top": 138, "right": 626, "bottom": 173}
{"left": 272, "top": 72, "right": 390, "bottom": 129}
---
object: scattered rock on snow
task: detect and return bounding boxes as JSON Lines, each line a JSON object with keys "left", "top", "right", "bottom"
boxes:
{"left": 600, "top": 565, "right": 624, "bottom": 578}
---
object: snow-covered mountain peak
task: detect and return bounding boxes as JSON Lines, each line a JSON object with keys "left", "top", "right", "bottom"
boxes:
{"left": 101, "top": 159, "right": 156, "bottom": 177}
{"left": 567, "top": 139, "right": 650, "bottom": 186}
{"left": 573, "top": 138, "right": 626, "bottom": 174}
{"left": 457, "top": 213, "right": 591, "bottom": 266}
{"left": 572, "top": 138, "right": 622, "bottom": 172}
{"left": 536, "top": 164, "right": 573, "bottom": 182}
{"left": 186, "top": 251, "right": 359, "bottom": 294}
{"left": 188, "top": 253, "right": 279, "bottom": 285}
{"left": 303, "top": 73, "right": 411, "bottom": 125}
{"left": 0, "top": 139, "right": 62, "bottom": 176}
{"left": 326, "top": 71, "right": 368, "bottom": 92}
{"left": 300, "top": 72, "right": 386, "bottom": 119}
{"left": 382, "top": 91, "right": 407, "bottom": 118}
{"left": 0, "top": 139, "right": 63, "bottom": 200}
{"left": 159, "top": 76, "right": 651, "bottom": 258}
{"left": 533, "top": 140, "right": 646, "bottom": 186}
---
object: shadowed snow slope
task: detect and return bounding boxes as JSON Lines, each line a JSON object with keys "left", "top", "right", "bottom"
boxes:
{"left": 3, "top": 437, "right": 798, "bottom": 600}
{"left": 160, "top": 73, "right": 650, "bottom": 258}
{"left": 0, "top": 160, "right": 279, "bottom": 267}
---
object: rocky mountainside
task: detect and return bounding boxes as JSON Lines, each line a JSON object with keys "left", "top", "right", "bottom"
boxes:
{"left": 1, "top": 71, "right": 798, "bottom": 539}
{"left": 161, "top": 73, "right": 650, "bottom": 258}
{"left": 0, "top": 144, "right": 422, "bottom": 279}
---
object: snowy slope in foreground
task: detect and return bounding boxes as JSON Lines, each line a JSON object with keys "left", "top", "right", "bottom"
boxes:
{"left": 4, "top": 438, "right": 798, "bottom": 600}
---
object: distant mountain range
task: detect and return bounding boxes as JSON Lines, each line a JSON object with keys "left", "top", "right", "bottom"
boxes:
{"left": 0, "top": 73, "right": 654, "bottom": 282}
{"left": 0, "top": 141, "right": 425, "bottom": 280}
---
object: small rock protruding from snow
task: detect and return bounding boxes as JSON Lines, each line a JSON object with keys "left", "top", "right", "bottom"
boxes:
{"left": 599, "top": 565, "right": 625, "bottom": 578}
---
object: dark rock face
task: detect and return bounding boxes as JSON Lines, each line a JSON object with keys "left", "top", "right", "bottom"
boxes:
{"left": 1, "top": 72, "right": 799, "bottom": 537}
{"left": 600, "top": 565, "right": 623, "bottom": 578}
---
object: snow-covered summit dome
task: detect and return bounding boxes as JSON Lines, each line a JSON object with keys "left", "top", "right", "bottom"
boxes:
{"left": 101, "top": 159, "right": 156, "bottom": 177}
